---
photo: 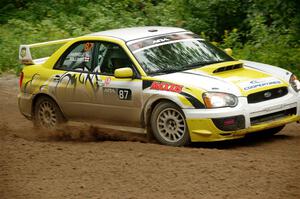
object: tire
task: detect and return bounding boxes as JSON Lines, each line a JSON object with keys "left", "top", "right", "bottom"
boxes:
{"left": 151, "top": 102, "right": 190, "bottom": 147}
{"left": 33, "top": 96, "right": 65, "bottom": 129}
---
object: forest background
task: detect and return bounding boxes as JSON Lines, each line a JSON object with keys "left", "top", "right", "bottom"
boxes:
{"left": 0, "top": 0, "right": 299, "bottom": 76}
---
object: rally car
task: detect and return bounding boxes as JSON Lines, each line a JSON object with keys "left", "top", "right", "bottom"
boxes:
{"left": 18, "top": 26, "right": 300, "bottom": 146}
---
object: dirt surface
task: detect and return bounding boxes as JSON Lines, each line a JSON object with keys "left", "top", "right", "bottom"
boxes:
{"left": 1, "top": 73, "right": 300, "bottom": 199}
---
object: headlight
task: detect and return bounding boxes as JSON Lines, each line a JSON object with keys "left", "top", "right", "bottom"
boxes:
{"left": 202, "top": 92, "right": 238, "bottom": 108}
{"left": 289, "top": 74, "right": 300, "bottom": 92}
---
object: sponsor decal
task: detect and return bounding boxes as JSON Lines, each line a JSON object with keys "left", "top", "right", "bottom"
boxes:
{"left": 104, "top": 77, "right": 111, "bottom": 86}
{"left": 153, "top": 38, "right": 170, "bottom": 44}
{"left": 84, "top": 42, "right": 94, "bottom": 52}
{"left": 20, "top": 47, "right": 27, "bottom": 58}
{"left": 143, "top": 80, "right": 205, "bottom": 108}
{"left": 83, "top": 56, "right": 90, "bottom": 62}
{"left": 103, "top": 87, "right": 116, "bottom": 94}
{"left": 68, "top": 52, "right": 84, "bottom": 61}
{"left": 150, "top": 81, "right": 183, "bottom": 93}
{"left": 128, "top": 33, "right": 199, "bottom": 52}
{"left": 239, "top": 77, "right": 281, "bottom": 91}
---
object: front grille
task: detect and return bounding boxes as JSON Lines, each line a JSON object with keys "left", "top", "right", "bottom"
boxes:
{"left": 247, "top": 87, "right": 288, "bottom": 104}
{"left": 250, "top": 108, "right": 296, "bottom": 125}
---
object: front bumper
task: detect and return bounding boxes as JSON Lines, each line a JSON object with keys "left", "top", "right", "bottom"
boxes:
{"left": 183, "top": 90, "right": 300, "bottom": 142}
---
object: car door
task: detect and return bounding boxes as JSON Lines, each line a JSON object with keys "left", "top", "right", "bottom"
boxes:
{"left": 92, "top": 42, "right": 143, "bottom": 127}
{"left": 50, "top": 41, "right": 103, "bottom": 120}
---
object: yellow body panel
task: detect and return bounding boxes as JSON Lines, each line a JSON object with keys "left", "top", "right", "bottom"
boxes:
{"left": 141, "top": 76, "right": 207, "bottom": 107}
{"left": 114, "top": 67, "right": 134, "bottom": 78}
{"left": 215, "top": 69, "right": 287, "bottom": 95}
{"left": 197, "top": 60, "right": 243, "bottom": 74}
{"left": 194, "top": 62, "right": 288, "bottom": 96}
{"left": 187, "top": 115, "right": 300, "bottom": 142}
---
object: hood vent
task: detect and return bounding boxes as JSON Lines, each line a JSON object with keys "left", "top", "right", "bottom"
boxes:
{"left": 213, "top": 64, "right": 243, "bottom": 73}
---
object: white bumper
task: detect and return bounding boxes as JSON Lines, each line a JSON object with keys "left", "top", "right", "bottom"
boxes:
{"left": 183, "top": 89, "right": 300, "bottom": 129}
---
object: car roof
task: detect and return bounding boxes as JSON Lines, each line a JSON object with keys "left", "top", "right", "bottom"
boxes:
{"left": 88, "top": 26, "right": 188, "bottom": 42}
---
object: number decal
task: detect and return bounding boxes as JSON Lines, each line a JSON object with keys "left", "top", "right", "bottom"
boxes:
{"left": 117, "top": 89, "right": 132, "bottom": 100}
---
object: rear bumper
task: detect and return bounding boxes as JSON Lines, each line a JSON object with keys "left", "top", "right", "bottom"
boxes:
{"left": 183, "top": 91, "right": 300, "bottom": 142}
{"left": 18, "top": 92, "right": 34, "bottom": 120}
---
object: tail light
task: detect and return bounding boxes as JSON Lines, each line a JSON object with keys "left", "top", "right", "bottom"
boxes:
{"left": 19, "top": 72, "right": 24, "bottom": 89}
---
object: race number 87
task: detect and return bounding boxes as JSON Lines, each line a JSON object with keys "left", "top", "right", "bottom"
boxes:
{"left": 117, "top": 89, "right": 132, "bottom": 100}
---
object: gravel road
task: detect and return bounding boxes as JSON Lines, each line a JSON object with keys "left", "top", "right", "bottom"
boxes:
{"left": 1, "top": 74, "right": 300, "bottom": 199}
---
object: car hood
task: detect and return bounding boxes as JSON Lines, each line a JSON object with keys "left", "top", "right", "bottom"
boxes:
{"left": 152, "top": 61, "right": 288, "bottom": 96}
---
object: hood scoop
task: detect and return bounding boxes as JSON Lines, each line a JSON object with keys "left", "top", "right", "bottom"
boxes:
{"left": 213, "top": 63, "right": 243, "bottom": 73}
{"left": 197, "top": 61, "right": 244, "bottom": 75}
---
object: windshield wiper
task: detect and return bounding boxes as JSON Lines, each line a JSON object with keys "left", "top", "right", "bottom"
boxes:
{"left": 148, "top": 68, "right": 184, "bottom": 75}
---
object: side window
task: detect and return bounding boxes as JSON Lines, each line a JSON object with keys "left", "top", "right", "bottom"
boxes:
{"left": 57, "top": 42, "right": 95, "bottom": 72}
{"left": 93, "top": 43, "right": 109, "bottom": 73}
{"left": 93, "top": 43, "right": 133, "bottom": 75}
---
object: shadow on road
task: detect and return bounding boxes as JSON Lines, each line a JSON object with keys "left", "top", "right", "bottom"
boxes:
{"left": 190, "top": 133, "right": 293, "bottom": 149}
{"left": 13, "top": 123, "right": 295, "bottom": 149}
{"left": 38, "top": 125, "right": 149, "bottom": 143}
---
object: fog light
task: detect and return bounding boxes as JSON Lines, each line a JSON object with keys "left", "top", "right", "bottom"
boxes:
{"left": 212, "top": 115, "right": 245, "bottom": 131}
{"left": 223, "top": 118, "right": 235, "bottom": 126}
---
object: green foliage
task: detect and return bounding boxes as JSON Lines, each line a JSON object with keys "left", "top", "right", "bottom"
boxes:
{"left": 0, "top": 0, "right": 299, "bottom": 77}
{"left": 215, "top": 20, "right": 300, "bottom": 77}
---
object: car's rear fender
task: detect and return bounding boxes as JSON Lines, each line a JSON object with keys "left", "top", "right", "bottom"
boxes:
{"left": 31, "top": 93, "right": 66, "bottom": 120}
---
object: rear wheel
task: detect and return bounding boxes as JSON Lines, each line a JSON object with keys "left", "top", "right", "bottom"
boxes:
{"left": 151, "top": 102, "right": 190, "bottom": 147}
{"left": 34, "top": 96, "right": 65, "bottom": 129}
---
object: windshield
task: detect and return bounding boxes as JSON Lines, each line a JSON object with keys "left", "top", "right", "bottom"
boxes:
{"left": 127, "top": 33, "right": 234, "bottom": 75}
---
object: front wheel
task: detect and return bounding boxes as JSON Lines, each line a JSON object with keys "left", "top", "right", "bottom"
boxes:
{"left": 151, "top": 102, "right": 190, "bottom": 147}
{"left": 34, "top": 96, "right": 65, "bottom": 129}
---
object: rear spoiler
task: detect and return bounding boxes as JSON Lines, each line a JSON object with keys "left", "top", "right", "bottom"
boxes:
{"left": 19, "top": 38, "right": 74, "bottom": 65}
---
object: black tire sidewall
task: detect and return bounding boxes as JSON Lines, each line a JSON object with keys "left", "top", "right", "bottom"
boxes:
{"left": 150, "top": 102, "right": 190, "bottom": 147}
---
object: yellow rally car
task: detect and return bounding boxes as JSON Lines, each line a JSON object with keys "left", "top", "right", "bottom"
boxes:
{"left": 18, "top": 26, "right": 300, "bottom": 146}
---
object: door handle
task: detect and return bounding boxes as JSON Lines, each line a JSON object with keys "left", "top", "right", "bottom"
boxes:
{"left": 53, "top": 75, "right": 61, "bottom": 81}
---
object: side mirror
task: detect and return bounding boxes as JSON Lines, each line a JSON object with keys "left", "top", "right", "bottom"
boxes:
{"left": 224, "top": 48, "right": 233, "bottom": 56}
{"left": 114, "top": 67, "right": 133, "bottom": 78}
